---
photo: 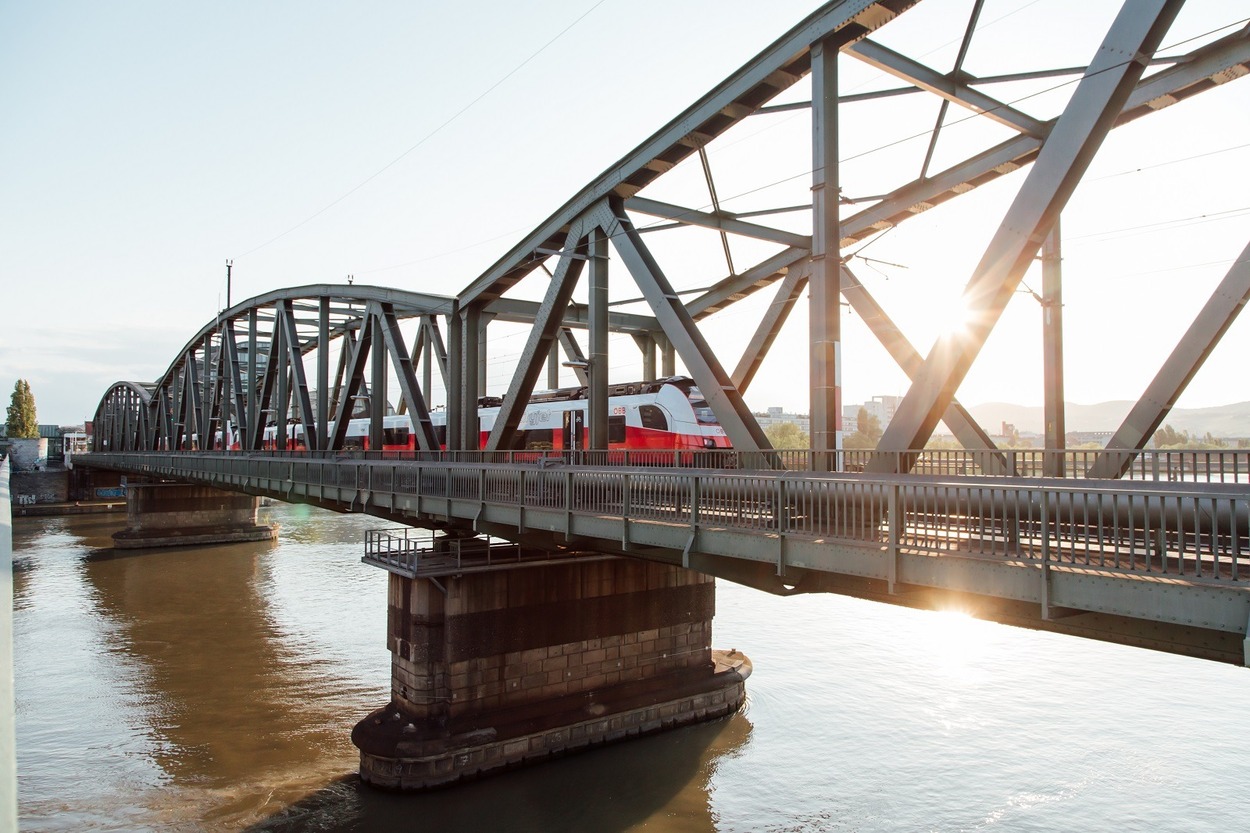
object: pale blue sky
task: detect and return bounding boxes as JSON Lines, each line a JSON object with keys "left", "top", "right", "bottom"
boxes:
{"left": 3, "top": 0, "right": 1248, "bottom": 426}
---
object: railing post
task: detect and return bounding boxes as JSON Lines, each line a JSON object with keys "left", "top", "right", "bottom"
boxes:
{"left": 1041, "top": 488, "right": 1052, "bottom": 619}
{"left": 621, "top": 472, "right": 632, "bottom": 551}
{"left": 564, "top": 469, "right": 574, "bottom": 541}
{"left": 518, "top": 468, "right": 526, "bottom": 533}
{"left": 888, "top": 483, "right": 900, "bottom": 594}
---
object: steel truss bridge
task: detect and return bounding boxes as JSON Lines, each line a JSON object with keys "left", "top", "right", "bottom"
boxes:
{"left": 85, "top": 1, "right": 1250, "bottom": 664}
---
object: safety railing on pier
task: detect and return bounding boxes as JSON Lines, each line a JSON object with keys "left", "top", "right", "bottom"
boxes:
{"left": 86, "top": 451, "right": 1250, "bottom": 588}
{"left": 363, "top": 527, "right": 521, "bottom": 578}
{"left": 205, "top": 447, "right": 1250, "bottom": 483}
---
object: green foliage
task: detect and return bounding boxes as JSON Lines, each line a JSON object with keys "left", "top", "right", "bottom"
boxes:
{"left": 6, "top": 379, "right": 39, "bottom": 438}
{"left": 1152, "top": 423, "right": 1227, "bottom": 449}
{"left": 764, "top": 421, "right": 809, "bottom": 448}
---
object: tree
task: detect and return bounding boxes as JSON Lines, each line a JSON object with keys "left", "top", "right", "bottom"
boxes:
{"left": 765, "top": 421, "right": 809, "bottom": 448}
{"left": 6, "top": 379, "right": 38, "bottom": 439}
{"left": 1152, "top": 424, "right": 1190, "bottom": 448}
{"left": 844, "top": 406, "right": 883, "bottom": 450}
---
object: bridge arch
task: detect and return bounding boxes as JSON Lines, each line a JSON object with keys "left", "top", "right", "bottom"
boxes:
{"left": 92, "top": 285, "right": 458, "bottom": 453}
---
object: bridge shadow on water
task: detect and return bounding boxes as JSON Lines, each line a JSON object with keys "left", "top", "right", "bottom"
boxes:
{"left": 246, "top": 711, "right": 753, "bottom": 833}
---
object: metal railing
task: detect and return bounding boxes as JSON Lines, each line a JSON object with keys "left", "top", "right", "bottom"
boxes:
{"left": 85, "top": 451, "right": 1250, "bottom": 587}
{"left": 363, "top": 527, "right": 521, "bottom": 577}
{"left": 150, "top": 446, "right": 1250, "bottom": 482}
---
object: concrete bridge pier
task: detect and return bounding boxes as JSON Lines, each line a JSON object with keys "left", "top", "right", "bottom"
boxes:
{"left": 352, "top": 558, "right": 749, "bottom": 790}
{"left": 112, "top": 480, "right": 277, "bottom": 549}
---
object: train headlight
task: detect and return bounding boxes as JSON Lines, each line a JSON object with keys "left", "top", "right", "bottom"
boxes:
{"left": 704, "top": 438, "right": 716, "bottom": 448}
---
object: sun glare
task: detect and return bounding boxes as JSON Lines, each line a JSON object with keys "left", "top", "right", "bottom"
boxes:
{"left": 916, "top": 608, "right": 991, "bottom": 680}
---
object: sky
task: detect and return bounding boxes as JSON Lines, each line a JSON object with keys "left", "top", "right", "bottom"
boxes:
{"left": 2, "top": 0, "right": 1248, "bottom": 428}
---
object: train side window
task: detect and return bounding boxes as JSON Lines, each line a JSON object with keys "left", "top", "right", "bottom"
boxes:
{"left": 639, "top": 405, "right": 668, "bottom": 431}
{"left": 519, "top": 429, "right": 554, "bottom": 450}
{"left": 383, "top": 426, "right": 409, "bottom": 446}
{"left": 608, "top": 415, "right": 626, "bottom": 444}
{"left": 434, "top": 425, "right": 447, "bottom": 446}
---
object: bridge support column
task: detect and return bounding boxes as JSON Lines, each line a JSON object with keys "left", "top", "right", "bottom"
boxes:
{"left": 352, "top": 558, "right": 749, "bottom": 791}
{"left": 112, "top": 481, "right": 277, "bottom": 549}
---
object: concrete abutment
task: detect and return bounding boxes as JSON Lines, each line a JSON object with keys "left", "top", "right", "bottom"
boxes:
{"left": 352, "top": 558, "right": 749, "bottom": 790}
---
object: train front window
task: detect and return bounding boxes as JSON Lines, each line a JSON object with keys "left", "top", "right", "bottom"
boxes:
{"left": 687, "top": 387, "right": 718, "bottom": 425}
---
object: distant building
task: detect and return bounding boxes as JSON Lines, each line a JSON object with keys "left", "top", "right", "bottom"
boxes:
{"left": 755, "top": 407, "right": 810, "bottom": 435}
{"left": 842, "top": 395, "right": 903, "bottom": 435}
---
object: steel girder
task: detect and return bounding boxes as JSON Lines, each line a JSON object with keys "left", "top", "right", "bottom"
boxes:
{"left": 92, "top": 286, "right": 454, "bottom": 453}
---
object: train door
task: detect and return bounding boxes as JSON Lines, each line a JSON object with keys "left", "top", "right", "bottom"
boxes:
{"left": 562, "top": 409, "right": 585, "bottom": 451}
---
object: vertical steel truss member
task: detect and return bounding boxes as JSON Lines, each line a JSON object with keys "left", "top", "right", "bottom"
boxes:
{"left": 1088, "top": 237, "right": 1250, "bottom": 479}
{"left": 810, "top": 33, "right": 841, "bottom": 464}
{"left": 460, "top": 304, "right": 481, "bottom": 451}
{"left": 483, "top": 218, "right": 592, "bottom": 452}
{"left": 588, "top": 227, "right": 610, "bottom": 450}
{"left": 870, "top": 0, "right": 1185, "bottom": 473}
{"left": 597, "top": 198, "right": 770, "bottom": 454}
{"left": 447, "top": 307, "right": 463, "bottom": 450}
{"left": 317, "top": 297, "right": 330, "bottom": 450}
{"left": 1041, "top": 223, "right": 1066, "bottom": 476}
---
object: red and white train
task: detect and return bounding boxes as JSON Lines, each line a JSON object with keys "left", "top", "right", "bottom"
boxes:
{"left": 245, "top": 376, "right": 729, "bottom": 452}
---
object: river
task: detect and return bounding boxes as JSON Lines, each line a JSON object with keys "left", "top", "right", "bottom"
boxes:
{"left": 12, "top": 502, "right": 1250, "bottom": 832}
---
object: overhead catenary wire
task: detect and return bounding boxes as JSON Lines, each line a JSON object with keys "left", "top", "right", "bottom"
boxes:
{"left": 231, "top": 0, "right": 612, "bottom": 261}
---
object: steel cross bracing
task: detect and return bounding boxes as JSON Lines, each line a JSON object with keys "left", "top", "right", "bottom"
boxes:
{"left": 94, "top": 1, "right": 1250, "bottom": 470}
{"left": 439, "top": 0, "right": 1249, "bottom": 473}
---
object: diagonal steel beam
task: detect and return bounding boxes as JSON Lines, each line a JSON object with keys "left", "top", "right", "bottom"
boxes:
{"left": 625, "top": 196, "right": 812, "bottom": 250}
{"left": 223, "top": 319, "right": 248, "bottom": 449}
{"left": 484, "top": 217, "right": 591, "bottom": 452}
{"left": 697, "top": 146, "right": 736, "bottom": 277}
{"left": 329, "top": 319, "right": 372, "bottom": 450}
{"left": 870, "top": 0, "right": 1185, "bottom": 472}
{"left": 373, "top": 301, "right": 440, "bottom": 451}
{"left": 689, "top": 247, "right": 811, "bottom": 320}
{"left": 557, "top": 328, "right": 589, "bottom": 386}
{"left": 847, "top": 38, "right": 1048, "bottom": 137}
{"left": 598, "top": 197, "right": 771, "bottom": 453}
{"left": 279, "top": 300, "right": 318, "bottom": 450}
{"left": 731, "top": 261, "right": 810, "bottom": 393}
{"left": 1088, "top": 237, "right": 1250, "bottom": 479}
{"left": 839, "top": 265, "right": 1002, "bottom": 463}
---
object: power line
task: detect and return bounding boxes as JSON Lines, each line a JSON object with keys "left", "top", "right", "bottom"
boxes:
{"left": 233, "top": 0, "right": 611, "bottom": 261}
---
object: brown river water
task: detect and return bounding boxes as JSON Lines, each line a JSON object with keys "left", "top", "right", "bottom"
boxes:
{"left": 13, "top": 502, "right": 1250, "bottom": 831}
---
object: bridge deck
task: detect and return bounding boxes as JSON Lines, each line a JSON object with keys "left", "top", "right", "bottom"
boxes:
{"left": 80, "top": 451, "right": 1250, "bottom": 665}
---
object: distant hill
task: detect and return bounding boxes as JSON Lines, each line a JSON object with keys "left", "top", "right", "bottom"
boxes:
{"left": 966, "top": 400, "right": 1250, "bottom": 439}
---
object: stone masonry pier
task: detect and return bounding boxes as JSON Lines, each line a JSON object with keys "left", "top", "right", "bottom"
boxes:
{"left": 352, "top": 557, "right": 749, "bottom": 790}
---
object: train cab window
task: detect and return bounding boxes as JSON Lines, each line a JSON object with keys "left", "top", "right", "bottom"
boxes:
{"left": 687, "top": 386, "right": 718, "bottom": 425}
{"left": 639, "top": 405, "right": 669, "bottom": 431}
{"left": 608, "top": 415, "right": 626, "bottom": 444}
